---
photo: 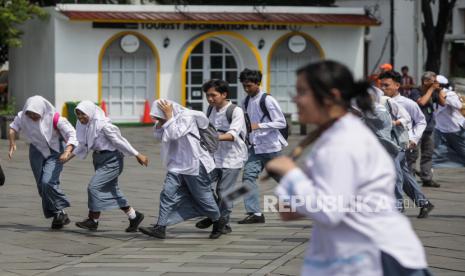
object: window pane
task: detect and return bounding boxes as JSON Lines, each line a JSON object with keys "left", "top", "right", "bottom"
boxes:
{"left": 123, "top": 72, "right": 134, "bottom": 85}
{"left": 189, "top": 102, "right": 203, "bottom": 111}
{"left": 192, "top": 42, "right": 203, "bottom": 54}
{"left": 123, "top": 87, "right": 134, "bottom": 101}
{"left": 228, "top": 86, "right": 237, "bottom": 99}
{"left": 211, "top": 71, "right": 222, "bottom": 80}
{"left": 135, "top": 56, "right": 146, "bottom": 69}
{"left": 110, "top": 56, "right": 122, "bottom": 69}
{"left": 190, "top": 87, "right": 203, "bottom": 100}
{"left": 135, "top": 87, "right": 146, "bottom": 100}
{"left": 191, "top": 72, "right": 203, "bottom": 84}
{"left": 226, "top": 71, "right": 237, "bottom": 84}
{"left": 110, "top": 103, "right": 122, "bottom": 116}
{"left": 190, "top": 56, "right": 203, "bottom": 69}
{"left": 210, "top": 56, "right": 223, "bottom": 69}
{"left": 111, "top": 87, "right": 122, "bottom": 100}
{"left": 210, "top": 41, "right": 223, "bottom": 53}
{"left": 122, "top": 103, "right": 134, "bottom": 115}
{"left": 123, "top": 57, "right": 134, "bottom": 69}
{"left": 225, "top": 56, "right": 237, "bottom": 68}
{"left": 111, "top": 72, "right": 121, "bottom": 85}
{"left": 102, "top": 57, "right": 109, "bottom": 69}
{"left": 135, "top": 72, "right": 147, "bottom": 85}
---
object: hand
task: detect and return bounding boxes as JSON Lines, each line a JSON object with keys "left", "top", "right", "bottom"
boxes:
{"left": 158, "top": 100, "right": 173, "bottom": 120}
{"left": 8, "top": 143, "right": 16, "bottom": 159}
{"left": 59, "top": 151, "right": 72, "bottom": 163}
{"left": 251, "top": 123, "right": 260, "bottom": 130}
{"left": 136, "top": 154, "right": 149, "bottom": 167}
{"left": 265, "top": 156, "right": 297, "bottom": 178}
{"left": 408, "top": 140, "right": 417, "bottom": 149}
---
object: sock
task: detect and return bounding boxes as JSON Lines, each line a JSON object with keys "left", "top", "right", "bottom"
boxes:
{"left": 92, "top": 219, "right": 98, "bottom": 223}
{"left": 254, "top": 213, "right": 262, "bottom": 216}
{"left": 126, "top": 207, "right": 136, "bottom": 220}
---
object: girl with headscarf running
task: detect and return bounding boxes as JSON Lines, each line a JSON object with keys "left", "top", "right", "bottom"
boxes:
{"left": 8, "top": 95, "right": 78, "bottom": 229}
{"left": 138, "top": 99, "right": 225, "bottom": 239}
{"left": 60, "top": 101, "right": 149, "bottom": 232}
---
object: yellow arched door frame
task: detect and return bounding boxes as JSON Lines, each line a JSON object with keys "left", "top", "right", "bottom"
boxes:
{"left": 266, "top": 32, "right": 325, "bottom": 92}
{"left": 98, "top": 31, "right": 161, "bottom": 104}
{"left": 180, "top": 31, "right": 263, "bottom": 106}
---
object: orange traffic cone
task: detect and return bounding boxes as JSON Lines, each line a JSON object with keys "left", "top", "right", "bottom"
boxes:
{"left": 101, "top": 100, "right": 108, "bottom": 116}
{"left": 141, "top": 100, "right": 152, "bottom": 124}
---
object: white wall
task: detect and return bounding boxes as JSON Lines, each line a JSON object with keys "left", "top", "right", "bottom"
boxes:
{"left": 52, "top": 13, "right": 365, "bottom": 111}
{"left": 8, "top": 14, "right": 55, "bottom": 111}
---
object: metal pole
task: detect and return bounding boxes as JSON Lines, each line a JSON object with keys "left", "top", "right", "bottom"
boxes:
{"left": 390, "top": 0, "right": 395, "bottom": 67}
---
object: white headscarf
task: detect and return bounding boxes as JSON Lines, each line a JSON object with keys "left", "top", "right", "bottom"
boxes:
{"left": 75, "top": 100, "right": 110, "bottom": 151}
{"left": 149, "top": 99, "right": 187, "bottom": 120}
{"left": 20, "top": 96, "right": 58, "bottom": 156}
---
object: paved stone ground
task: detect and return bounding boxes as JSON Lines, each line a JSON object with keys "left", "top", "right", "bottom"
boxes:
{"left": 0, "top": 127, "right": 464, "bottom": 276}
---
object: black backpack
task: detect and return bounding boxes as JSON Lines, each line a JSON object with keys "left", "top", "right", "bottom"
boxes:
{"left": 206, "top": 104, "right": 250, "bottom": 143}
{"left": 244, "top": 93, "right": 289, "bottom": 140}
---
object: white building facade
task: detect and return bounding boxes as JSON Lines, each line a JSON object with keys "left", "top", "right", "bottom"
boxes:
{"left": 9, "top": 4, "right": 377, "bottom": 123}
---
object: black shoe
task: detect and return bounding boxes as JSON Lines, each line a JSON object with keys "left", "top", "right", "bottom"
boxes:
{"left": 126, "top": 211, "right": 144, "bottom": 232}
{"left": 418, "top": 202, "right": 434, "bottom": 219}
{"left": 423, "top": 180, "right": 440, "bottom": 188}
{"left": 51, "top": 213, "right": 70, "bottom": 229}
{"left": 75, "top": 218, "right": 98, "bottom": 231}
{"left": 222, "top": 224, "right": 232, "bottom": 234}
{"left": 195, "top": 217, "right": 213, "bottom": 229}
{"left": 237, "top": 214, "right": 265, "bottom": 224}
{"left": 139, "top": 225, "right": 166, "bottom": 239}
{"left": 210, "top": 217, "right": 227, "bottom": 239}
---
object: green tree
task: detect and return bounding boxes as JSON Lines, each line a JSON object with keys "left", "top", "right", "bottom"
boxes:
{"left": 0, "top": 0, "right": 47, "bottom": 66}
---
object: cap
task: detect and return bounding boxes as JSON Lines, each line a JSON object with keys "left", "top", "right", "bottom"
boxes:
{"left": 436, "top": 75, "right": 448, "bottom": 84}
{"left": 380, "top": 63, "right": 393, "bottom": 71}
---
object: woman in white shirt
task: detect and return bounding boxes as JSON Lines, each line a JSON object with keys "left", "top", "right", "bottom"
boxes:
{"left": 8, "top": 95, "right": 78, "bottom": 229}
{"left": 61, "top": 101, "right": 149, "bottom": 232}
{"left": 138, "top": 99, "right": 224, "bottom": 240}
{"left": 265, "top": 61, "right": 430, "bottom": 276}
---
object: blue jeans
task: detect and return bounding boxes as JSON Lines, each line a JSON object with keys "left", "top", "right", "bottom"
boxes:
{"left": 395, "top": 151, "right": 429, "bottom": 208}
{"left": 157, "top": 164, "right": 220, "bottom": 226}
{"left": 29, "top": 144, "right": 70, "bottom": 218}
{"left": 210, "top": 168, "right": 241, "bottom": 220}
{"left": 242, "top": 147, "right": 282, "bottom": 214}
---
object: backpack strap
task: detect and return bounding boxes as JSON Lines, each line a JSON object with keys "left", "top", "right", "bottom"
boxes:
{"left": 53, "top": 112, "right": 60, "bottom": 130}
{"left": 244, "top": 96, "right": 250, "bottom": 111}
{"left": 225, "top": 103, "right": 237, "bottom": 125}
{"left": 259, "top": 93, "right": 272, "bottom": 122}
{"left": 206, "top": 105, "right": 214, "bottom": 118}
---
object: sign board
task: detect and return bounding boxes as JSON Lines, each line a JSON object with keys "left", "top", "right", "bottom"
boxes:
{"left": 120, "top": 34, "right": 140, "bottom": 53}
{"left": 288, "top": 35, "right": 307, "bottom": 53}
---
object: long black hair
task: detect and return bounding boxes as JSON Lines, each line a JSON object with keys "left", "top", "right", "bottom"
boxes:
{"left": 296, "top": 60, "right": 373, "bottom": 113}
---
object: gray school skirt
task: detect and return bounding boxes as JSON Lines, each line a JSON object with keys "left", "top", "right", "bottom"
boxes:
{"left": 88, "top": 151, "right": 129, "bottom": 212}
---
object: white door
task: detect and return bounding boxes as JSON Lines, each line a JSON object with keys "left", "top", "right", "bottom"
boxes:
{"left": 102, "top": 36, "right": 156, "bottom": 122}
{"left": 186, "top": 39, "right": 240, "bottom": 112}
{"left": 270, "top": 36, "right": 321, "bottom": 120}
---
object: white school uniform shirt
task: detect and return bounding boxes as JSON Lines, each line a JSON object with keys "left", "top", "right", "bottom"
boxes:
{"left": 275, "top": 114, "right": 427, "bottom": 276}
{"left": 435, "top": 89, "right": 465, "bottom": 133}
{"left": 151, "top": 99, "right": 215, "bottom": 175}
{"left": 73, "top": 101, "right": 138, "bottom": 159}
{"left": 391, "top": 94, "right": 426, "bottom": 144}
{"left": 208, "top": 101, "right": 248, "bottom": 169}
{"left": 242, "top": 90, "right": 288, "bottom": 154}
{"left": 10, "top": 96, "right": 78, "bottom": 158}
